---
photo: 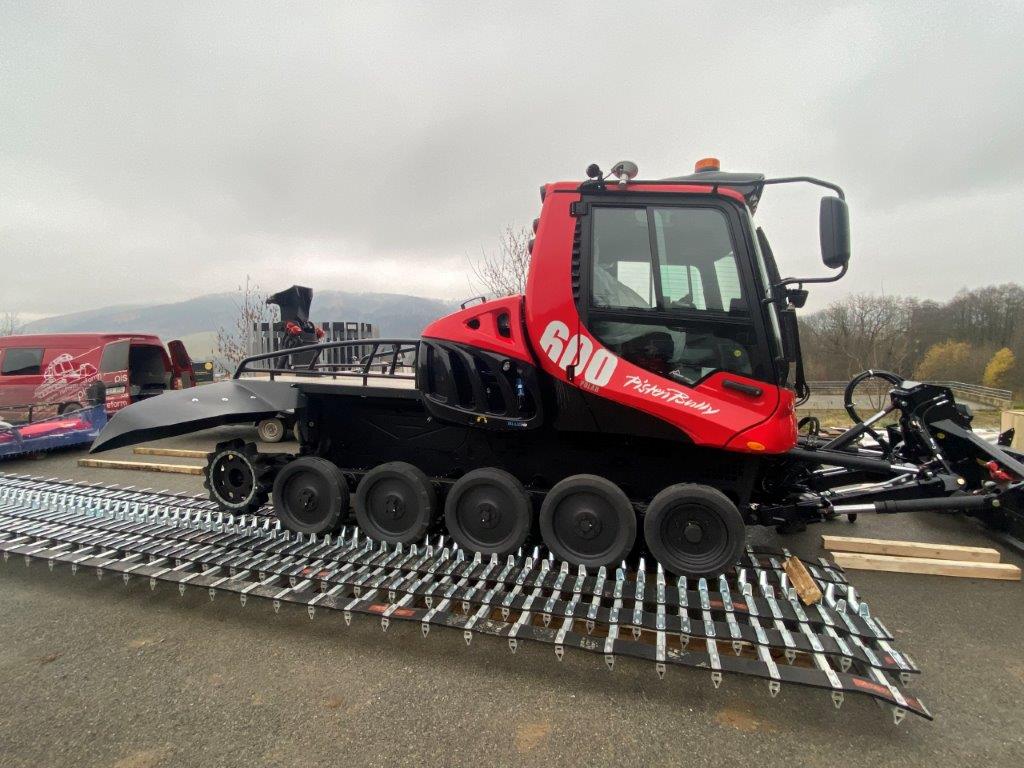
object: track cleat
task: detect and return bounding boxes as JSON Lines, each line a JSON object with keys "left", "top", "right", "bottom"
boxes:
{"left": 832, "top": 691, "right": 844, "bottom": 709}
{"left": 768, "top": 680, "right": 781, "bottom": 698}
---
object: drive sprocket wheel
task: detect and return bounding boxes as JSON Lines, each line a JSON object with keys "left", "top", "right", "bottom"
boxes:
{"left": 204, "top": 439, "right": 276, "bottom": 513}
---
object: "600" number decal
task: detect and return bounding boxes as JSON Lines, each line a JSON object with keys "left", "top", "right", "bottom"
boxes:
{"left": 538, "top": 321, "right": 617, "bottom": 387}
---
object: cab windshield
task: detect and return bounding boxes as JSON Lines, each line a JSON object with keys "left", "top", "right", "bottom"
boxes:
{"left": 587, "top": 205, "right": 763, "bottom": 385}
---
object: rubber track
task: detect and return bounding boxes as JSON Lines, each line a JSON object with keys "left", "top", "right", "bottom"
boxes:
{"left": 0, "top": 473, "right": 928, "bottom": 722}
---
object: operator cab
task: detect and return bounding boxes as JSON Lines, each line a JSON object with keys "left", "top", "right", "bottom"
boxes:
{"left": 572, "top": 158, "right": 850, "bottom": 396}
{"left": 576, "top": 160, "right": 775, "bottom": 387}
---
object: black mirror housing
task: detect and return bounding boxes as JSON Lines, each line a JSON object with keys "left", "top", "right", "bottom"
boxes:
{"left": 819, "top": 196, "right": 850, "bottom": 270}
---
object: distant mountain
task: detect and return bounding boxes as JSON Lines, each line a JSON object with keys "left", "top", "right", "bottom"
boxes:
{"left": 23, "top": 290, "right": 459, "bottom": 342}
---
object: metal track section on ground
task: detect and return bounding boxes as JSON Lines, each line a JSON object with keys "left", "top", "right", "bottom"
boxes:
{"left": 0, "top": 473, "right": 930, "bottom": 723}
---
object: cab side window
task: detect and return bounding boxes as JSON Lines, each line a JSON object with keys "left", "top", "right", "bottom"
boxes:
{"left": 588, "top": 206, "right": 757, "bottom": 385}
{"left": 1, "top": 348, "right": 44, "bottom": 376}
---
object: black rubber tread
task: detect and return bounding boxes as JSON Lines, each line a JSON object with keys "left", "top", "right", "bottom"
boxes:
{"left": 355, "top": 462, "right": 436, "bottom": 545}
{"left": 204, "top": 440, "right": 271, "bottom": 513}
{"left": 444, "top": 468, "right": 532, "bottom": 556}
{"left": 643, "top": 483, "right": 745, "bottom": 577}
{"left": 538, "top": 474, "right": 636, "bottom": 569}
{"left": 272, "top": 456, "right": 348, "bottom": 535}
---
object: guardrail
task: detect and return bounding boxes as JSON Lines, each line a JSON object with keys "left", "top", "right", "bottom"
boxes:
{"left": 235, "top": 338, "right": 420, "bottom": 387}
{"left": 808, "top": 380, "right": 1013, "bottom": 409}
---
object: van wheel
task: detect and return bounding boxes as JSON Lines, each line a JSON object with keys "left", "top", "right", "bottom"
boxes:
{"left": 60, "top": 402, "right": 82, "bottom": 415}
{"left": 256, "top": 418, "right": 286, "bottom": 443}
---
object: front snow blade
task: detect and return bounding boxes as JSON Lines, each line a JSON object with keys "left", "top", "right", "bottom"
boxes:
{"left": 90, "top": 379, "right": 302, "bottom": 453}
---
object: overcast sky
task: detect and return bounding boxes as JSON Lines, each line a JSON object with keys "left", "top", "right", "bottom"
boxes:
{"left": 2, "top": 1, "right": 1022, "bottom": 319}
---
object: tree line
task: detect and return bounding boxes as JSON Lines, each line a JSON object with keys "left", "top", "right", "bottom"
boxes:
{"left": 800, "top": 283, "right": 1023, "bottom": 393}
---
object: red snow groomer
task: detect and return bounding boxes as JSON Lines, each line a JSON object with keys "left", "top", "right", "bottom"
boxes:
{"left": 92, "top": 159, "right": 1024, "bottom": 577}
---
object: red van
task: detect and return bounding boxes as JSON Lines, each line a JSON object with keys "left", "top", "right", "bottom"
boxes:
{"left": 0, "top": 333, "right": 195, "bottom": 420}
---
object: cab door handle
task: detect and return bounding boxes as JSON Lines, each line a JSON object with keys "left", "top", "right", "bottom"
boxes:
{"left": 723, "top": 379, "right": 763, "bottom": 397}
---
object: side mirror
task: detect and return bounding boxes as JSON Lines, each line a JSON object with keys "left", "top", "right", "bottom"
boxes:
{"left": 819, "top": 196, "right": 850, "bottom": 270}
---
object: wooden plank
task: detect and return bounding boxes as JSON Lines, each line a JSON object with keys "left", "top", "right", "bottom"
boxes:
{"left": 822, "top": 534, "right": 1001, "bottom": 563}
{"left": 783, "top": 556, "right": 822, "bottom": 605}
{"left": 78, "top": 458, "right": 205, "bottom": 476}
{"left": 133, "top": 447, "right": 209, "bottom": 459}
{"left": 831, "top": 552, "right": 1020, "bottom": 581}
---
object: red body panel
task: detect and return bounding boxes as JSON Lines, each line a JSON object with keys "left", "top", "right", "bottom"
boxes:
{"left": 524, "top": 185, "right": 795, "bottom": 454}
{"left": 422, "top": 296, "right": 534, "bottom": 364}
{"left": 422, "top": 180, "right": 798, "bottom": 455}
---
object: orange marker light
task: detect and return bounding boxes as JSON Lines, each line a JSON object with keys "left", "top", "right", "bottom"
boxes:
{"left": 695, "top": 157, "right": 721, "bottom": 173}
{"left": 746, "top": 441, "right": 766, "bottom": 452}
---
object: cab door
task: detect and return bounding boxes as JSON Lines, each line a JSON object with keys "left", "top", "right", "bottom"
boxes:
{"left": 526, "top": 190, "right": 790, "bottom": 452}
{"left": 167, "top": 340, "right": 196, "bottom": 389}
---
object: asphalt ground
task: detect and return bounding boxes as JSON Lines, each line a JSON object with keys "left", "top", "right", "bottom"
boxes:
{"left": 1, "top": 428, "right": 1023, "bottom": 768}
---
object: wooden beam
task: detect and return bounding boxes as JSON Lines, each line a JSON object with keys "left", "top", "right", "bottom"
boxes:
{"left": 822, "top": 535, "right": 1001, "bottom": 563}
{"left": 78, "top": 458, "right": 204, "bottom": 476}
{"left": 132, "top": 447, "right": 209, "bottom": 459}
{"left": 783, "top": 556, "right": 822, "bottom": 605}
{"left": 831, "top": 552, "right": 1020, "bottom": 581}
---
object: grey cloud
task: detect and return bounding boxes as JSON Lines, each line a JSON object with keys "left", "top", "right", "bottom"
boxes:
{"left": 1, "top": 2, "right": 1022, "bottom": 316}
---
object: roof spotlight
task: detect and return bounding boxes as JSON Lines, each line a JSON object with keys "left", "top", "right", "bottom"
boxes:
{"left": 611, "top": 160, "right": 639, "bottom": 189}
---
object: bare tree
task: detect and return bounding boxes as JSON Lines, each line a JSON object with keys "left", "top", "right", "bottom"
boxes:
{"left": 215, "top": 276, "right": 278, "bottom": 372}
{"left": 0, "top": 311, "right": 24, "bottom": 336}
{"left": 470, "top": 224, "right": 532, "bottom": 297}
{"left": 801, "top": 294, "right": 916, "bottom": 379}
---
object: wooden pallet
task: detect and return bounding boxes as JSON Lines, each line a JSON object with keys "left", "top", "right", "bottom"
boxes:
{"left": 824, "top": 535, "right": 1020, "bottom": 581}
{"left": 77, "top": 458, "right": 204, "bottom": 476}
{"left": 132, "top": 446, "right": 209, "bottom": 459}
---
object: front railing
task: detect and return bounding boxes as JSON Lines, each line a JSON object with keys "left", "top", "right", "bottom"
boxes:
{"left": 234, "top": 338, "right": 421, "bottom": 387}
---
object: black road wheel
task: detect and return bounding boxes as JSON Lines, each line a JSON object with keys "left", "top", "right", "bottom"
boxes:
{"left": 356, "top": 462, "right": 436, "bottom": 545}
{"left": 204, "top": 440, "right": 272, "bottom": 513}
{"left": 272, "top": 456, "right": 348, "bottom": 535}
{"left": 539, "top": 474, "right": 636, "bottom": 568}
{"left": 256, "top": 417, "right": 286, "bottom": 443}
{"left": 444, "top": 468, "right": 532, "bottom": 556}
{"left": 643, "top": 484, "right": 745, "bottom": 577}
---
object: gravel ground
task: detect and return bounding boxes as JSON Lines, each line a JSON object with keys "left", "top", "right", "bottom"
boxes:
{"left": 1, "top": 428, "right": 1022, "bottom": 768}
